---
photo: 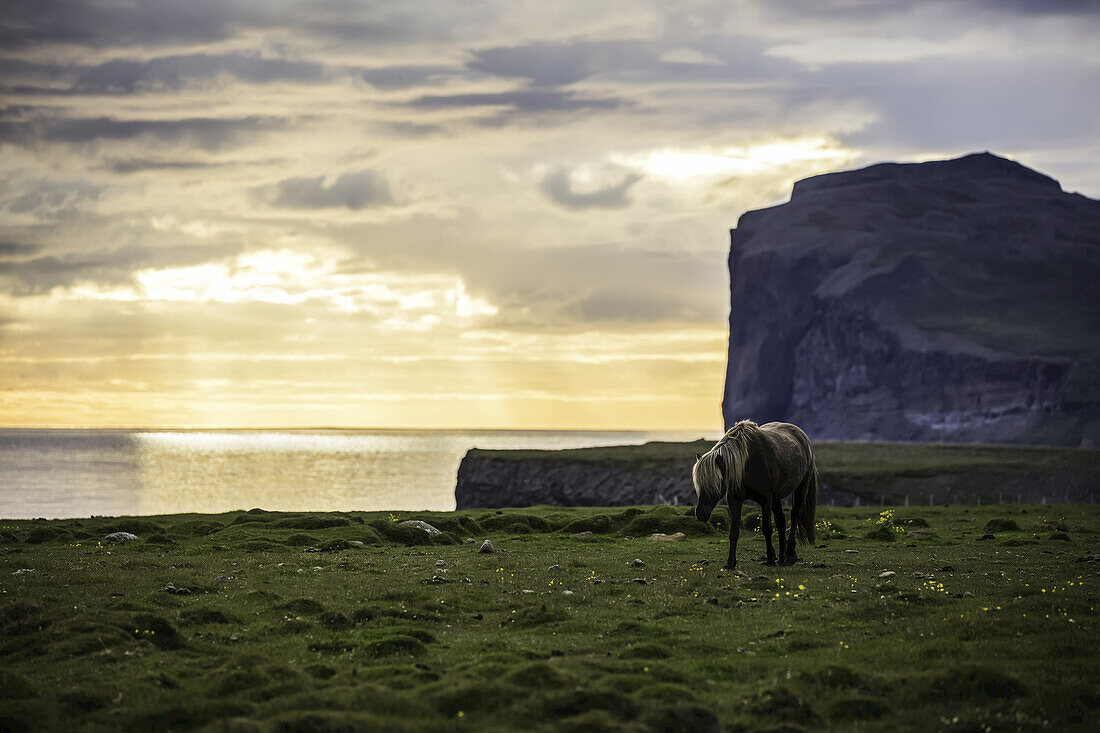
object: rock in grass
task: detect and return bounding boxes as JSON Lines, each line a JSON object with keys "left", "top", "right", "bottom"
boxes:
{"left": 479, "top": 540, "right": 494, "bottom": 554}
{"left": 646, "top": 532, "right": 685, "bottom": 541}
{"left": 879, "top": 571, "right": 896, "bottom": 578}
{"left": 632, "top": 558, "right": 645, "bottom": 568}
{"left": 548, "top": 564, "right": 563, "bottom": 572}
{"left": 104, "top": 532, "right": 138, "bottom": 543}
{"left": 400, "top": 520, "right": 441, "bottom": 535}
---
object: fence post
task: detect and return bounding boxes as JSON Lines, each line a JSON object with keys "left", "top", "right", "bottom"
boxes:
{"left": 905, "top": 494, "right": 910, "bottom": 507}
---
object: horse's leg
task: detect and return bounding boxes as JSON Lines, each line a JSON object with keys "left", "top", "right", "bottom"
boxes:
{"left": 725, "top": 499, "right": 742, "bottom": 571}
{"left": 761, "top": 500, "right": 776, "bottom": 566}
{"left": 787, "top": 486, "right": 803, "bottom": 564}
{"left": 772, "top": 497, "right": 788, "bottom": 565}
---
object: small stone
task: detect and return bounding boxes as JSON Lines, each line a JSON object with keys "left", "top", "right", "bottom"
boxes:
{"left": 400, "top": 520, "right": 441, "bottom": 535}
{"left": 521, "top": 589, "right": 534, "bottom": 594}
{"left": 878, "top": 571, "right": 896, "bottom": 578}
{"left": 913, "top": 572, "right": 925, "bottom": 578}
{"left": 573, "top": 531, "right": 594, "bottom": 538}
{"left": 312, "top": 566, "right": 323, "bottom": 572}
{"left": 422, "top": 575, "right": 448, "bottom": 584}
{"left": 12, "top": 568, "right": 35, "bottom": 576}
{"left": 962, "top": 591, "right": 974, "bottom": 598}
{"left": 435, "top": 560, "right": 446, "bottom": 567}
{"left": 631, "top": 578, "right": 647, "bottom": 585}
{"left": 941, "top": 565, "right": 956, "bottom": 572}
{"left": 562, "top": 590, "right": 574, "bottom": 596}
{"left": 479, "top": 540, "right": 494, "bottom": 554}
{"left": 646, "top": 532, "right": 686, "bottom": 542}
{"left": 632, "top": 559, "right": 645, "bottom": 568}
{"left": 548, "top": 564, "right": 563, "bottom": 573}
{"left": 104, "top": 532, "right": 138, "bottom": 544}
{"left": 844, "top": 549, "right": 859, "bottom": 554}
{"left": 348, "top": 540, "right": 365, "bottom": 547}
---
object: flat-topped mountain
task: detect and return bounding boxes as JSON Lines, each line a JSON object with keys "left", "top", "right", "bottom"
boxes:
{"left": 723, "top": 152, "right": 1100, "bottom": 446}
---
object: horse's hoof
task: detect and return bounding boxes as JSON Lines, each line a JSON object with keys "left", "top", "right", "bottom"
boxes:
{"left": 784, "top": 556, "right": 800, "bottom": 566}
{"left": 765, "top": 559, "right": 777, "bottom": 567}
{"left": 723, "top": 563, "right": 736, "bottom": 571}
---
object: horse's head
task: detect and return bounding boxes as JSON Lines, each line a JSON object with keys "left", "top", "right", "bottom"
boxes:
{"left": 692, "top": 450, "right": 727, "bottom": 522}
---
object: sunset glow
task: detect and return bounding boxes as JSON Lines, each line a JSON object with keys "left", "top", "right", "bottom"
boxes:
{"left": 1, "top": 2, "right": 1096, "bottom": 430}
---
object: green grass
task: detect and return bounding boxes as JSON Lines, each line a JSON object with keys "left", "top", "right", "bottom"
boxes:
{"left": 2, "top": 503, "right": 1099, "bottom": 732}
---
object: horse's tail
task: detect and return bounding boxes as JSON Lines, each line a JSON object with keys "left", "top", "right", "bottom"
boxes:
{"left": 794, "top": 462, "right": 818, "bottom": 545}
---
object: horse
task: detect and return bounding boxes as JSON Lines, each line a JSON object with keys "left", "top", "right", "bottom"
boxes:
{"left": 692, "top": 420, "right": 818, "bottom": 569}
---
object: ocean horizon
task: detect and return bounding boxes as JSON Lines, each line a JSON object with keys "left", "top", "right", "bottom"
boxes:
{"left": 0, "top": 428, "right": 715, "bottom": 520}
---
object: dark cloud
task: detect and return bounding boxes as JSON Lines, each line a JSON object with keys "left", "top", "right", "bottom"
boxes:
{"left": 408, "top": 89, "right": 624, "bottom": 113}
{"left": 103, "top": 158, "right": 227, "bottom": 174}
{"left": 71, "top": 54, "right": 326, "bottom": 94}
{"left": 361, "top": 65, "right": 463, "bottom": 90}
{"left": 0, "top": 114, "right": 287, "bottom": 151}
{"left": 0, "top": 0, "right": 478, "bottom": 50}
{"left": 372, "top": 121, "right": 446, "bottom": 138}
{"left": 469, "top": 40, "right": 658, "bottom": 87}
{"left": 539, "top": 169, "right": 642, "bottom": 210}
{"left": 0, "top": 244, "right": 230, "bottom": 296}
{"left": 0, "top": 0, "right": 263, "bottom": 49}
{"left": 0, "top": 242, "right": 42, "bottom": 257}
{"left": 254, "top": 170, "right": 393, "bottom": 210}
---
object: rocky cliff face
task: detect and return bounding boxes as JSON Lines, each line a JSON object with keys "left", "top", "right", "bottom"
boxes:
{"left": 723, "top": 153, "right": 1100, "bottom": 446}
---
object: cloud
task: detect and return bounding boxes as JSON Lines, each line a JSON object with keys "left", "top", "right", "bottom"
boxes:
{"left": 72, "top": 54, "right": 326, "bottom": 94}
{"left": 103, "top": 158, "right": 227, "bottom": 174}
{"left": 407, "top": 90, "right": 626, "bottom": 121}
{"left": 0, "top": 177, "right": 104, "bottom": 216}
{"left": 0, "top": 114, "right": 287, "bottom": 151}
{"left": 468, "top": 40, "right": 658, "bottom": 87}
{"left": 253, "top": 170, "right": 394, "bottom": 210}
{"left": 361, "top": 65, "right": 463, "bottom": 90}
{"left": 538, "top": 169, "right": 643, "bottom": 210}
{"left": 0, "top": 242, "right": 42, "bottom": 257}
{"left": 0, "top": 244, "right": 231, "bottom": 296}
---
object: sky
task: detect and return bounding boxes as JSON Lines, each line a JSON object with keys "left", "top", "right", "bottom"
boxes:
{"left": 1, "top": 1, "right": 1098, "bottom": 430}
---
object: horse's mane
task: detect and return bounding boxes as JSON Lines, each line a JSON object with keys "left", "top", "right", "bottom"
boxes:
{"left": 693, "top": 419, "right": 760, "bottom": 502}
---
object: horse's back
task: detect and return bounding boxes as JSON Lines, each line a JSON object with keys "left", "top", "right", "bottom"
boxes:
{"left": 758, "top": 422, "right": 815, "bottom": 476}
{"left": 759, "top": 421, "right": 812, "bottom": 451}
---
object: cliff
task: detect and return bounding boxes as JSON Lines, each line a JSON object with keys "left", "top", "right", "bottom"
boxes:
{"left": 724, "top": 152, "right": 1100, "bottom": 446}
{"left": 454, "top": 440, "right": 1100, "bottom": 509}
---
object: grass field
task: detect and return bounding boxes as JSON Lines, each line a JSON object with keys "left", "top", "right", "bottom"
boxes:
{"left": 2, "top": 502, "right": 1098, "bottom": 732}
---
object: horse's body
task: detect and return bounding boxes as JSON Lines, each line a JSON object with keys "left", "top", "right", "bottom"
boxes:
{"left": 692, "top": 420, "right": 818, "bottom": 569}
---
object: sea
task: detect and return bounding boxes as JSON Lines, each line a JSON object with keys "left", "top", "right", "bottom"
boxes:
{"left": 0, "top": 429, "right": 712, "bottom": 519}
